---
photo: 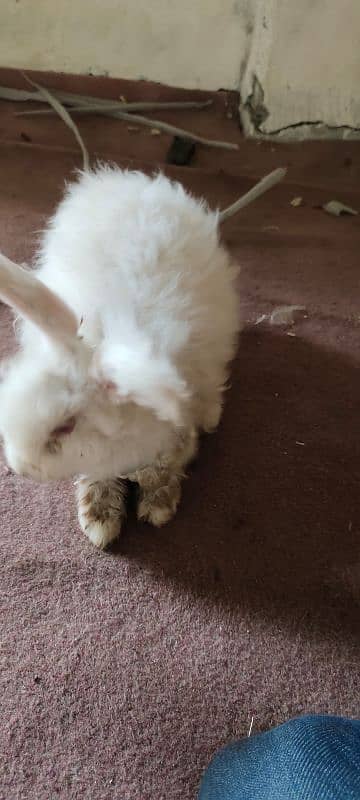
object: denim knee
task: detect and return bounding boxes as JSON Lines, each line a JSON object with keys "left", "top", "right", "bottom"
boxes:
{"left": 198, "top": 715, "right": 360, "bottom": 800}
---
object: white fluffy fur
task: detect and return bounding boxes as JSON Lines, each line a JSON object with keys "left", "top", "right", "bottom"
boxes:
{"left": 0, "top": 166, "right": 240, "bottom": 485}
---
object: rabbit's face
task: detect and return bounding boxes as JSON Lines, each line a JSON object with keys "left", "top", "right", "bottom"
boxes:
{"left": 0, "top": 344, "right": 181, "bottom": 483}
{"left": 0, "top": 252, "right": 189, "bottom": 482}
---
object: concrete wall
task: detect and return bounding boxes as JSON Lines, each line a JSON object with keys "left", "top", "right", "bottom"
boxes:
{"left": 240, "top": 0, "right": 360, "bottom": 137}
{"left": 0, "top": 0, "right": 250, "bottom": 91}
{"left": 1, "top": 0, "right": 359, "bottom": 137}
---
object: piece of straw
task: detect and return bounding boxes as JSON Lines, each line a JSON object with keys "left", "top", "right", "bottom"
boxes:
{"left": 22, "top": 75, "right": 89, "bottom": 170}
{"left": 19, "top": 102, "right": 238, "bottom": 150}
{"left": 219, "top": 167, "right": 287, "bottom": 222}
{"left": 16, "top": 100, "right": 213, "bottom": 116}
{"left": 1, "top": 82, "right": 236, "bottom": 151}
{"left": 93, "top": 109, "right": 239, "bottom": 150}
{"left": 0, "top": 87, "right": 211, "bottom": 112}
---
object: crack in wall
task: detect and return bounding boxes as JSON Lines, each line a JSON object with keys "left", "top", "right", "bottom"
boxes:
{"left": 258, "top": 120, "right": 360, "bottom": 139}
{"left": 241, "top": 75, "right": 360, "bottom": 140}
{"left": 243, "top": 74, "right": 269, "bottom": 127}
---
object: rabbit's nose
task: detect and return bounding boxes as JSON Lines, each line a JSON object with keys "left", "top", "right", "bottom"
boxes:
{"left": 13, "top": 463, "right": 35, "bottom": 479}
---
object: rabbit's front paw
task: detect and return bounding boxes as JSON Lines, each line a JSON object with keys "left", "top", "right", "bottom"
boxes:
{"left": 80, "top": 516, "right": 121, "bottom": 549}
{"left": 137, "top": 478, "right": 181, "bottom": 527}
{"left": 76, "top": 477, "right": 127, "bottom": 549}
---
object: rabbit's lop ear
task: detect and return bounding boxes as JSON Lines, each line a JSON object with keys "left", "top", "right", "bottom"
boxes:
{"left": 0, "top": 252, "right": 78, "bottom": 344}
{"left": 94, "top": 342, "right": 190, "bottom": 426}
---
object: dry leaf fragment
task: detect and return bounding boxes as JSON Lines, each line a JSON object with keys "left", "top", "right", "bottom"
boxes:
{"left": 254, "top": 314, "right": 267, "bottom": 326}
{"left": 323, "top": 200, "right": 358, "bottom": 217}
{"left": 270, "top": 305, "right": 306, "bottom": 326}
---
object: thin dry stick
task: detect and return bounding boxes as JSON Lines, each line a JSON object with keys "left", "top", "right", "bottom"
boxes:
{"left": 0, "top": 87, "right": 212, "bottom": 111}
{"left": 0, "top": 86, "right": 45, "bottom": 102}
{"left": 18, "top": 102, "right": 237, "bottom": 151}
{"left": 0, "top": 86, "right": 129, "bottom": 105}
{"left": 94, "top": 109, "right": 239, "bottom": 150}
{"left": 17, "top": 100, "right": 237, "bottom": 150}
{"left": 1, "top": 82, "right": 235, "bottom": 150}
{"left": 248, "top": 716, "right": 254, "bottom": 737}
{"left": 22, "top": 75, "right": 89, "bottom": 170}
{"left": 16, "top": 100, "right": 213, "bottom": 116}
{"left": 219, "top": 167, "right": 287, "bottom": 222}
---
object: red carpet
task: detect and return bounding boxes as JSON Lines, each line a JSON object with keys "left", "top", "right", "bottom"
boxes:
{"left": 0, "top": 71, "right": 359, "bottom": 800}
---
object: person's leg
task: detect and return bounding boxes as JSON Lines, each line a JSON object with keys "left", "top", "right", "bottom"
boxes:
{"left": 198, "top": 715, "right": 360, "bottom": 800}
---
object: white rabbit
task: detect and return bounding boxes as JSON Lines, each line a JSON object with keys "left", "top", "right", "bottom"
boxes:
{"left": 0, "top": 165, "right": 285, "bottom": 548}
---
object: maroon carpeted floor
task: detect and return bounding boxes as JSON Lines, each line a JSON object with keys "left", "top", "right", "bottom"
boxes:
{"left": 0, "top": 71, "right": 359, "bottom": 800}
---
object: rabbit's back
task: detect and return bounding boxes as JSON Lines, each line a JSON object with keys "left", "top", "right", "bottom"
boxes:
{"left": 35, "top": 167, "right": 240, "bottom": 383}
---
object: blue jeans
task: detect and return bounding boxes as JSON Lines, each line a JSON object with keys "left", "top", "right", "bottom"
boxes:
{"left": 198, "top": 715, "right": 360, "bottom": 800}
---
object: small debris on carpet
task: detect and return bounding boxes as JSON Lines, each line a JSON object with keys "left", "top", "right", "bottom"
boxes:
{"left": 291, "top": 196, "right": 303, "bottom": 207}
{"left": 270, "top": 305, "right": 307, "bottom": 326}
{"left": 254, "top": 306, "right": 307, "bottom": 328}
{"left": 323, "top": 200, "right": 358, "bottom": 217}
{"left": 254, "top": 314, "right": 267, "bottom": 326}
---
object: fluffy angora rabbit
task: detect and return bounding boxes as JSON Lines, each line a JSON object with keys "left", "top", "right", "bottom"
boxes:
{"left": 0, "top": 165, "right": 284, "bottom": 548}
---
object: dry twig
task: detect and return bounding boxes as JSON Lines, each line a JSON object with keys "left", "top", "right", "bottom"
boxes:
{"left": 1, "top": 82, "right": 235, "bottom": 152}
{"left": 219, "top": 168, "right": 287, "bottom": 222}
{"left": 16, "top": 100, "right": 213, "bottom": 116}
{"left": 22, "top": 75, "right": 89, "bottom": 170}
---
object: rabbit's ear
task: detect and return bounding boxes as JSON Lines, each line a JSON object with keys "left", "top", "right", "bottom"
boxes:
{"left": 93, "top": 342, "right": 190, "bottom": 426}
{"left": 0, "top": 252, "right": 78, "bottom": 343}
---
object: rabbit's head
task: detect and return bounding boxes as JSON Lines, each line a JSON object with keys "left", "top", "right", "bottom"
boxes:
{"left": 0, "top": 253, "right": 189, "bottom": 482}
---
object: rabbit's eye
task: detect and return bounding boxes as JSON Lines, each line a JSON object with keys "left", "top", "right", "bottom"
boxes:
{"left": 46, "top": 416, "right": 76, "bottom": 454}
{"left": 50, "top": 416, "right": 77, "bottom": 438}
